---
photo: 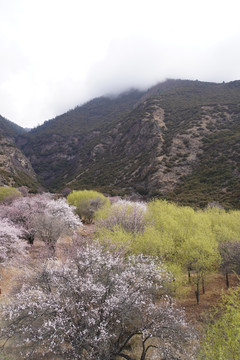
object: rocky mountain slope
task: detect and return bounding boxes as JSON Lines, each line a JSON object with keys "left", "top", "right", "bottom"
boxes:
{"left": 16, "top": 90, "right": 145, "bottom": 188}
{"left": 0, "top": 115, "right": 39, "bottom": 190}
{"left": 16, "top": 79, "right": 240, "bottom": 208}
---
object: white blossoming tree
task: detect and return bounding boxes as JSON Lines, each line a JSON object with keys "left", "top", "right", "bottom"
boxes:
{"left": 0, "top": 218, "right": 27, "bottom": 267}
{"left": 0, "top": 194, "right": 82, "bottom": 255}
{"left": 96, "top": 199, "right": 147, "bottom": 233}
{"left": 0, "top": 218, "right": 28, "bottom": 287}
{"left": 0, "top": 193, "right": 51, "bottom": 245}
{"left": 0, "top": 240, "right": 195, "bottom": 360}
{"left": 31, "top": 197, "right": 82, "bottom": 255}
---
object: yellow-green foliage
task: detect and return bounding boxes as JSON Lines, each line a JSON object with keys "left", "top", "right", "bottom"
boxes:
{"left": 96, "top": 199, "right": 239, "bottom": 305}
{"left": 133, "top": 225, "right": 175, "bottom": 257}
{"left": 199, "top": 287, "right": 240, "bottom": 359}
{"left": 205, "top": 207, "right": 240, "bottom": 243}
{"left": 145, "top": 202, "right": 221, "bottom": 295}
{"left": 95, "top": 204, "right": 111, "bottom": 222}
{"left": 0, "top": 186, "right": 22, "bottom": 203}
{"left": 175, "top": 211, "right": 220, "bottom": 273}
{"left": 178, "top": 228, "right": 220, "bottom": 274}
{"left": 146, "top": 200, "right": 238, "bottom": 260}
{"left": 67, "top": 190, "right": 110, "bottom": 223}
{"left": 96, "top": 226, "right": 133, "bottom": 253}
{"left": 97, "top": 225, "right": 174, "bottom": 257}
{"left": 96, "top": 224, "right": 186, "bottom": 296}
{"left": 146, "top": 200, "right": 197, "bottom": 250}
{"left": 97, "top": 199, "right": 239, "bottom": 272}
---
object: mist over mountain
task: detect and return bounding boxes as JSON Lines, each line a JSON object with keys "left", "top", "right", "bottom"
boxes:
{"left": 0, "top": 79, "right": 239, "bottom": 208}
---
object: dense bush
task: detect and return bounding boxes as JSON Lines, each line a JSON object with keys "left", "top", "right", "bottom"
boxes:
{"left": 0, "top": 186, "right": 22, "bottom": 204}
{"left": 206, "top": 206, "right": 240, "bottom": 242}
{"left": 67, "top": 190, "right": 110, "bottom": 223}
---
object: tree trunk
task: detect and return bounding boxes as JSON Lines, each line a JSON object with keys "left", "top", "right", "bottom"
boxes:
{"left": 188, "top": 270, "right": 191, "bottom": 283}
{"left": 195, "top": 278, "right": 200, "bottom": 304}
{"left": 202, "top": 276, "right": 205, "bottom": 294}
{"left": 226, "top": 272, "right": 230, "bottom": 289}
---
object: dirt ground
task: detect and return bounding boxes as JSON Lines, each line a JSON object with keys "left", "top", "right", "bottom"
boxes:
{"left": 178, "top": 272, "right": 239, "bottom": 328}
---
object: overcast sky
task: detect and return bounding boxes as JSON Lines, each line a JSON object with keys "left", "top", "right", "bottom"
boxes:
{"left": 0, "top": 0, "right": 240, "bottom": 128}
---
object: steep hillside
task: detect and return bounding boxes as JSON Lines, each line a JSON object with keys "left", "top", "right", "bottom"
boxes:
{"left": 18, "top": 80, "right": 240, "bottom": 208}
{"left": 0, "top": 115, "right": 26, "bottom": 139}
{"left": 0, "top": 116, "right": 40, "bottom": 190}
{"left": 17, "top": 90, "right": 145, "bottom": 186}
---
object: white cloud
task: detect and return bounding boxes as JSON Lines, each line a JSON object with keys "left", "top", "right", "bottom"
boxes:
{"left": 0, "top": 0, "right": 240, "bottom": 128}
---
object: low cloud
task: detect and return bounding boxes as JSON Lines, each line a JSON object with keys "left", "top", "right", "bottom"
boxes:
{"left": 85, "top": 34, "right": 240, "bottom": 99}
{"left": 0, "top": 0, "right": 240, "bottom": 128}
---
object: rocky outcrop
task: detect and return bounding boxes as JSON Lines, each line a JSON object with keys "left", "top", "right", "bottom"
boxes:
{"left": 0, "top": 133, "right": 39, "bottom": 189}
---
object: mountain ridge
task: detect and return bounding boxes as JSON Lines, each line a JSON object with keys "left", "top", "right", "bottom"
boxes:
{"left": 1, "top": 79, "right": 239, "bottom": 208}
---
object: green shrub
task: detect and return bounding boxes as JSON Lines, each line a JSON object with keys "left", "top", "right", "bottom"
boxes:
{"left": 0, "top": 186, "right": 22, "bottom": 204}
{"left": 67, "top": 190, "right": 110, "bottom": 223}
{"left": 97, "top": 224, "right": 167, "bottom": 256}
{"left": 199, "top": 287, "right": 240, "bottom": 359}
